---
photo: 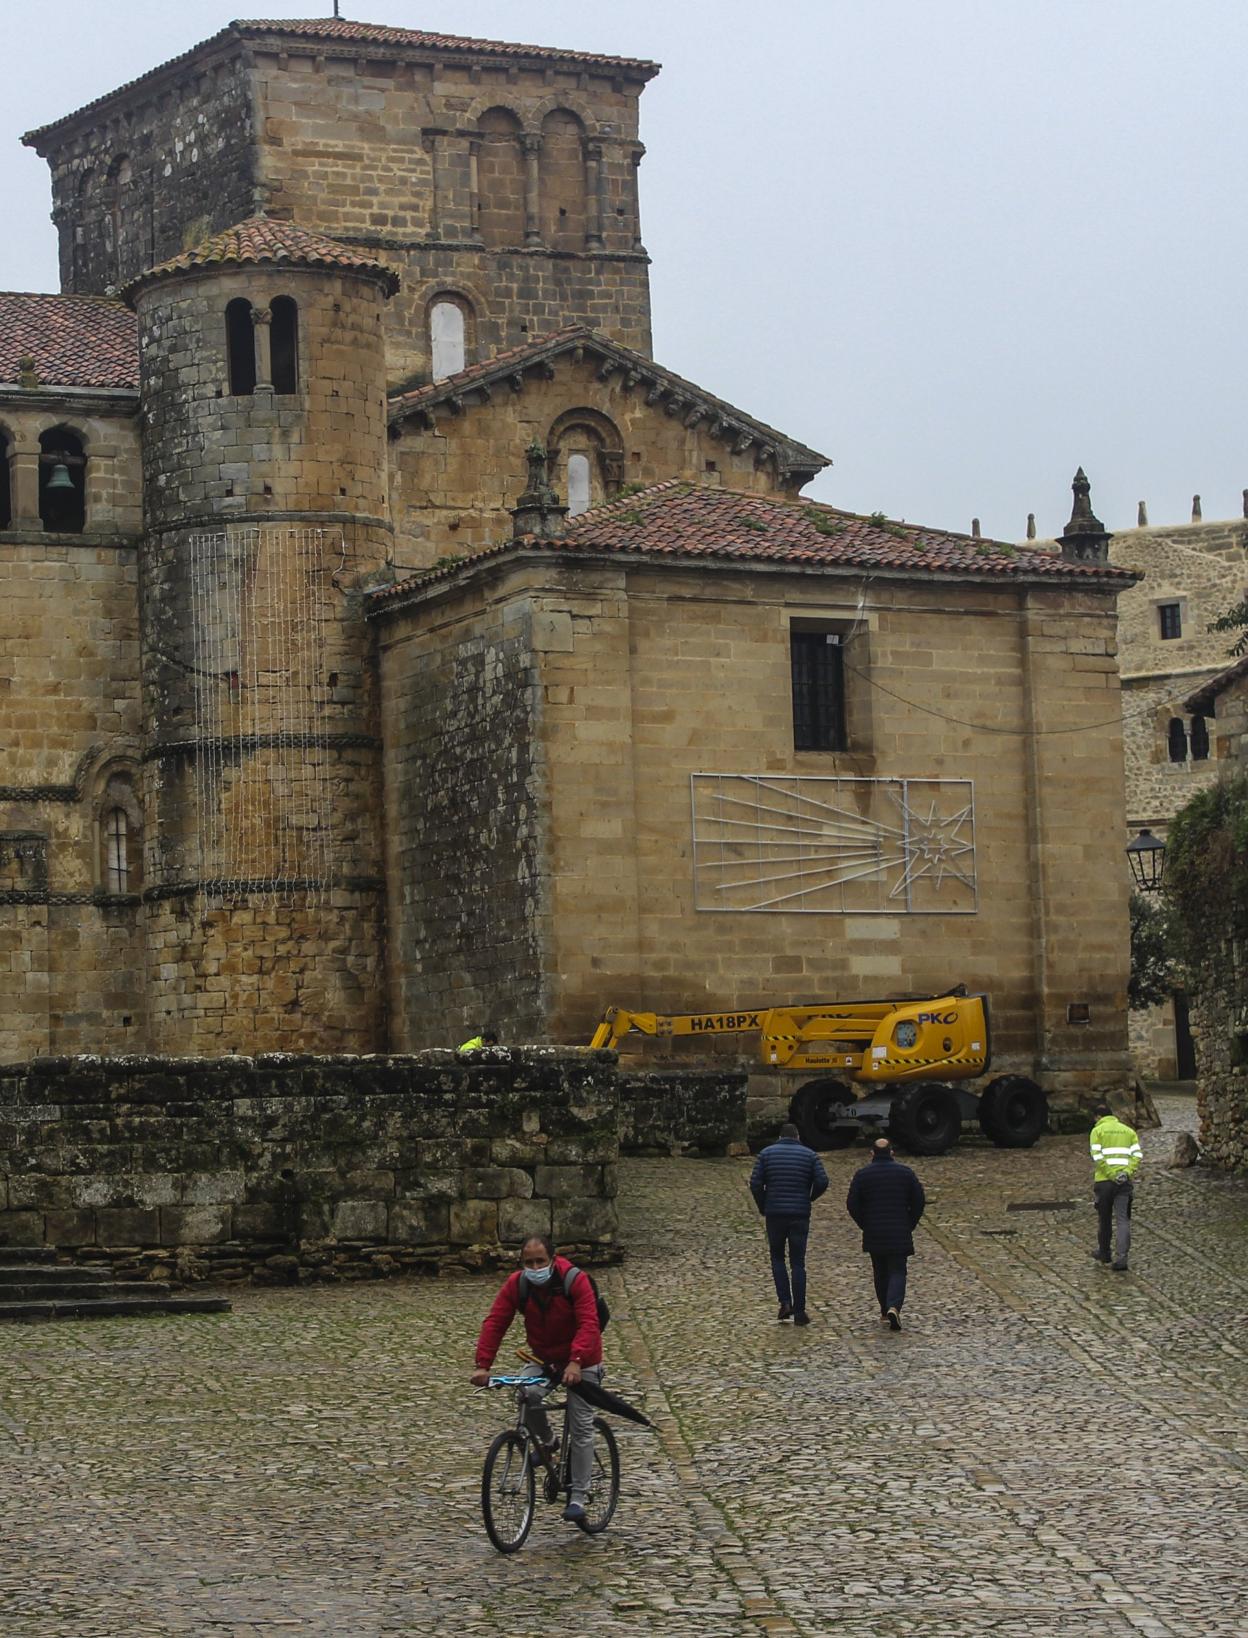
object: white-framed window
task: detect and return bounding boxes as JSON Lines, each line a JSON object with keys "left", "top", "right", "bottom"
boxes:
{"left": 430, "top": 299, "right": 467, "bottom": 379}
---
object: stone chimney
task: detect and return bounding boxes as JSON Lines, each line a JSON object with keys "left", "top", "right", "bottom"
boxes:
{"left": 1058, "top": 467, "right": 1111, "bottom": 564}
{"left": 510, "top": 443, "right": 568, "bottom": 540}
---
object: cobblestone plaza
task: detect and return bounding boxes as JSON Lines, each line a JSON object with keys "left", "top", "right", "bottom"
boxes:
{"left": 2, "top": 1096, "right": 1245, "bottom": 1637}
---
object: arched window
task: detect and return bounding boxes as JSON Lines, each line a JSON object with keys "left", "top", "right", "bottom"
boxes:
{"left": 1167, "top": 717, "right": 1188, "bottom": 764}
{"left": 0, "top": 427, "right": 11, "bottom": 530}
{"left": 39, "top": 428, "right": 86, "bottom": 533}
{"left": 567, "top": 453, "right": 592, "bottom": 517}
{"left": 226, "top": 299, "right": 256, "bottom": 396}
{"left": 1190, "top": 714, "right": 1210, "bottom": 761}
{"left": 96, "top": 771, "right": 142, "bottom": 896}
{"left": 476, "top": 108, "right": 526, "bottom": 247}
{"left": 540, "top": 109, "right": 588, "bottom": 250}
{"left": 271, "top": 296, "right": 299, "bottom": 394}
{"left": 430, "top": 298, "right": 467, "bottom": 379}
{"left": 547, "top": 408, "right": 623, "bottom": 515}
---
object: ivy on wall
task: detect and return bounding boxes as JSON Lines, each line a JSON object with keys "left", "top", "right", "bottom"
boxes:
{"left": 1164, "top": 772, "right": 1248, "bottom": 1017}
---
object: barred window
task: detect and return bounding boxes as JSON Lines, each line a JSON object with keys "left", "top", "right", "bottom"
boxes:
{"left": 1158, "top": 602, "right": 1182, "bottom": 640}
{"left": 791, "top": 630, "right": 847, "bottom": 752}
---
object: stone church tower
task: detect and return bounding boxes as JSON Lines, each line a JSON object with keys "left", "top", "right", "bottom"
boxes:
{"left": 128, "top": 220, "right": 398, "bottom": 1051}
{"left": 24, "top": 19, "right": 658, "bottom": 386}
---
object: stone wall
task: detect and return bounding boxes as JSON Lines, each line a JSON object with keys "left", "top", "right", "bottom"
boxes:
{"left": 1192, "top": 990, "right": 1248, "bottom": 1171}
{"left": 0, "top": 1049, "right": 621, "bottom": 1279}
{"left": 0, "top": 449, "right": 145, "bottom": 1059}
{"left": 31, "top": 52, "right": 257, "bottom": 297}
{"left": 618, "top": 1067, "right": 748, "bottom": 1156}
{"left": 375, "top": 556, "right": 1135, "bottom": 1119}
{"left": 389, "top": 353, "right": 795, "bottom": 566}
{"left": 1112, "top": 517, "right": 1247, "bottom": 829}
{"left": 376, "top": 573, "right": 549, "bottom": 1049}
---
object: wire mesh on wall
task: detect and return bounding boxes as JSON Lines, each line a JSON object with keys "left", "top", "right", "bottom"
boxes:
{"left": 187, "top": 527, "right": 336, "bottom": 905}
{"left": 690, "top": 773, "right": 976, "bottom": 914}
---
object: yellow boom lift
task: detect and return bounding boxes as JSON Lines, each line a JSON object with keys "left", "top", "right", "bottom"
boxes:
{"left": 589, "top": 986, "right": 1047, "bottom": 1154}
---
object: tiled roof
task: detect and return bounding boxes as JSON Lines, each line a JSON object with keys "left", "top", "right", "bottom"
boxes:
{"left": 1184, "top": 652, "right": 1248, "bottom": 714}
{"left": 369, "top": 481, "right": 1140, "bottom": 609}
{"left": 0, "top": 292, "right": 138, "bottom": 391}
{"left": 389, "top": 326, "right": 830, "bottom": 478}
{"left": 124, "top": 216, "right": 400, "bottom": 300}
{"left": 24, "top": 19, "right": 658, "bottom": 145}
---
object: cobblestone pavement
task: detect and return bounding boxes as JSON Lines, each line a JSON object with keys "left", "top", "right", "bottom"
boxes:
{"left": 1, "top": 1095, "right": 1245, "bottom": 1637}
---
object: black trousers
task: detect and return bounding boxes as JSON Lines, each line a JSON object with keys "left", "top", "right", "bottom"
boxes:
{"left": 870, "top": 1251, "right": 908, "bottom": 1313}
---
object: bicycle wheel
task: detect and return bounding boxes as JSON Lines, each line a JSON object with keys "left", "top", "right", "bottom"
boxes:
{"left": 481, "top": 1430, "right": 535, "bottom": 1553}
{"left": 578, "top": 1418, "right": 620, "bottom": 1534}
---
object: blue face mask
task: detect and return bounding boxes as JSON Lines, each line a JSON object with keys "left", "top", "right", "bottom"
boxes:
{"left": 524, "top": 1264, "right": 553, "bottom": 1285}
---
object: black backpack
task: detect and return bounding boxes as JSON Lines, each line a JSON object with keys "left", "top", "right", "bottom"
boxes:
{"left": 517, "top": 1263, "right": 610, "bottom": 1333}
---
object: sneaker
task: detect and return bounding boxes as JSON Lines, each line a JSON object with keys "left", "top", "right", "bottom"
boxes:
{"left": 1112, "top": 1261, "right": 1129, "bottom": 1272}
{"left": 793, "top": 1310, "right": 811, "bottom": 1327}
{"left": 778, "top": 1302, "right": 793, "bottom": 1322}
{"left": 879, "top": 1312, "right": 891, "bottom": 1324}
{"left": 886, "top": 1307, "right": 902, "bottom": 1331}
{"left": 1091, "top": 1251, "right": 1110, "bottom": 1264}
{"left": 562, "top": 1501, "right": 586, "bottom": 1524}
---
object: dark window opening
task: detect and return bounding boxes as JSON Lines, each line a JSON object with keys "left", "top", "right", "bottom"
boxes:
{"left": 38, "top": 428, "right": 86, "bottom": 533}
{"left": 792, "top": 629, "right": 847, "bottom": 752}
{"left": 1158, "top": 602, "right": 1182, "bottom": 640}
{"left": 1190, "top": 713, "right": 1210, "bottom": 761}
{"left": 226, "top": 298, "right": 256, "bottom": 396}
{"left": 1167, "top": 716, "right": 1188, "bottom": 763}
{"left": 271, "top": 296, "right": 299, "bottom": 394}
{"left": 0, "top": 432, "right": 11, "bottom": 529}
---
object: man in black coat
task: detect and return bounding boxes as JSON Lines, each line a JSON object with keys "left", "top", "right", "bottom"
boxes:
{"left": 845, "top": 1136, "right": 926, "bottom": 1330}
{"left": 749, "top": 1122, "right": 829, "bottom": 1326}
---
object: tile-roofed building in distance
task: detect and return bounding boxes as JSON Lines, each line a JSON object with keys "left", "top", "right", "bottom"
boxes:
{"left": 0, "top": 10, "right": 1143, "bottom": 1168}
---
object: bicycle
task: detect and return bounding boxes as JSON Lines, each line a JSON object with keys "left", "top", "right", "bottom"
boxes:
{"left": 480, "top": 1371, "right": 620, "bottom": 1553}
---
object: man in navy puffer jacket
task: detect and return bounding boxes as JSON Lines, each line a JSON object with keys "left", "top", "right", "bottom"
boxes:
{"left": 846, "top": 1137, "right": 926, "bottom": 1330}
{"left": 749, "top": 1123, "right": 829, "bottom": 1326}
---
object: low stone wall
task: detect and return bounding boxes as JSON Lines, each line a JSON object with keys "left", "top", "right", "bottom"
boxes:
{"left": 0, "top": 1049, "right": 621, "bottom": 1282}
{"left": 618, "top": 1067, "right": 748, "bottom": 1156}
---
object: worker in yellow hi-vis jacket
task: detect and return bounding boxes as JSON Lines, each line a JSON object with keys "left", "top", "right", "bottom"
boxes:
{"left": 1089, "top": 1102, "right": 1143, "bottom": 1271}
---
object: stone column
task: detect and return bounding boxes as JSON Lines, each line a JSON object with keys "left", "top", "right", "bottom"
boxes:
{"left": 629, "top": 144, "right": 646, "bottom": 253}
{"left": 585, "top": 142, "right": 606, "bottom": 250}
{"left": 423, "top": 129, "right": 446, "bottom": 240}
{"left": 9, "top": 439, "right": 41, "bottom": 529}
{"left": 251, "top": 305, "right": 273, "bottom": 391}
{"left": 522, "top": 134, "right": 543, "bottom": 246}
{"left": 467, "top": 138, "right": 484, "bottom": 243}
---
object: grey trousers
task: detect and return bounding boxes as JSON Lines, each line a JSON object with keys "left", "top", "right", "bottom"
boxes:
{"left": 523, "top": 1366, "right": 603, "bottom": 1505}
{"left": 1094, "top": 1179, "right": 1133, "bottom": 1264}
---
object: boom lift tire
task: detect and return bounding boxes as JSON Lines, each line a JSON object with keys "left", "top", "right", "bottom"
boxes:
{"left": 790, "top": 1080, "right": 856, "bottom": 1151}
{"left": 977, "top": 1075, "right": 1047, "bottom": 1148}
{"left": 889, "top": 1082, "right": 962, "bottom": 1156}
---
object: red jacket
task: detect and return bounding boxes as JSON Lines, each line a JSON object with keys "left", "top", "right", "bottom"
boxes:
{"left": 475, "top": 1256, "right": 603, "bottom": 1370}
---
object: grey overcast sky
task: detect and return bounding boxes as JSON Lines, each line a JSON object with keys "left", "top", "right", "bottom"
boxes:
{"left": 3, "top": 0, "right": 1245, "bottom": 542}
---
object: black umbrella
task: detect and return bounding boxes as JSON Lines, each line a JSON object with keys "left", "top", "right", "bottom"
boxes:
{"left": 568, "top": 1376, "right": 653, "bottom": 1428}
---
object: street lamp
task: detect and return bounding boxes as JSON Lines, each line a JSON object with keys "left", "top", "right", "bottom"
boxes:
{"left": 1126, "top": 828, "right": 1166, "bottom": 892}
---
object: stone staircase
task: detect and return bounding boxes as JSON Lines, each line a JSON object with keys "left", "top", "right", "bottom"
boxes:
{"left": 0, "top": 1248, "right": 231, "bottom": 1321}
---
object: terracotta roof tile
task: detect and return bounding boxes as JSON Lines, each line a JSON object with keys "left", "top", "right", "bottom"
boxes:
{"left": 0, "top": 292, "right": 138, "bottom": 391}
{"left": 389, "top": 327, "right": 829, "bottom": 477}
{"left": 232, "top": 18, "right": 659, "bottom": 73}
{"left": 125, "top": 216, "right": 400, "bottom": 300}
{"left": 24, "top": 19, "right": 657, "bottom": 146}
{"left": 369, "top": 482, "right": 1139, "bottom": 609}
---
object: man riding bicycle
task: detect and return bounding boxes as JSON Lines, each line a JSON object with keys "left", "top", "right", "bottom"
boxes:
{"left": 471, "top": 1234, "right": 604, "bottom": 1525}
